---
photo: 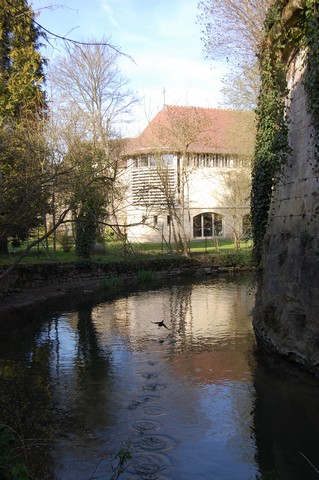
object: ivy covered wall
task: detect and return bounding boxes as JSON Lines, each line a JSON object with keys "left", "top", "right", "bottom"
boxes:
{"left": 252, "top": 0, "right": 319, "bottom": 372}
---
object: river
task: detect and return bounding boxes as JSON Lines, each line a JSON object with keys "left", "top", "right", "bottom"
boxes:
{"left": 1, "top": 273, "right": 319, "bottom": 479}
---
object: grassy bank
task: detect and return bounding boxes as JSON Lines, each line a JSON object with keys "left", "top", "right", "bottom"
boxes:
{"left": 0, "top": 239, "right": 253, "bottom": 267}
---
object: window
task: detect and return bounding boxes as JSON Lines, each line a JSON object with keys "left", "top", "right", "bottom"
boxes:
{"left": 162, "top": 154, "right": 175, "bottom": 166}
{"left": 137, "top": 155, "right": 174, "bottom": 168}
{"left": 203, "top": 213, "right": 212, "bottom": 237}
{"left": 187, "top": 153, "right": 239, "bottom": 168}
{"left": 193, "top": 214, "right": 203, "bottom": 237}
{"left": 193, "top": 212, "right": 223, "bottom": 238}
{"left": 140, "top": 157, "right": 148, "bottom": 167}
{"left": 167, "top": 215, "right": 171, "bottom": 225}
{"left": 153, "top": 215, "right": 158, "bottom": 227}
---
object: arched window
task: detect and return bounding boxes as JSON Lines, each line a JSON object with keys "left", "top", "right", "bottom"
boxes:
{"left": 193, "top": 212, "right": 223, "bottom": 238}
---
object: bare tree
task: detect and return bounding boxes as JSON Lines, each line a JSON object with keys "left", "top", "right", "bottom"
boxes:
{"left": 48, "top": 41, "right": 138, "bottom": 251}
{"left": 198, "top": 0, "right": 272, "bottom": 108}
{"left": 50, "top": 41, "right": 138, "bottom": 147}
{"left": 157, "top": 107, "right": 216, "bottom": 256}
{"left": 129, "top": 106, "right": 217, "bottom": 256}
{"left": 219, "top": 164, "right": 252, "bottom": 249}
{"left": 220, "top": 62, "right": 261, "bottom": 110}
{"left": 217, "top": 110, "right": 255, "bottom": 248}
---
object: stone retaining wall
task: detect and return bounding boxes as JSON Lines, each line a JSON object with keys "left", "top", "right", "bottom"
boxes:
{"left": 0, "top": 257, "right": 225, "bottom": 296}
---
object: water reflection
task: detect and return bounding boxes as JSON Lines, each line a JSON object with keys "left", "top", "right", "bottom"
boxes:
{"left": 253, "top": 350, "right": 319, "bottom": 480}
{"left": 1, "top": 274, "right": 319, "bottom": 479}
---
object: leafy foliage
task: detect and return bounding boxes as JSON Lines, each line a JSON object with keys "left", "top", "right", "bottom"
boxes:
{"left": 66, "top": 141, "right": 110, "bottom": 260}
{"left": 251, "top": 0, "right": 313, "bottom": 265}
{"left": 75, "top": 207, "right": 97, "bottom": 259}
{"left": 0, "top": 426, "right": 28, "bottom": 480}
{"left": 251, "top": 46, "right": 289, "bottom": 264}
{"left": 304, "top": 0, "right": 319, "bottom": 129}
{"left": 0, "top": 121, "right": 50, "bottom": 252}
{"left": 137, "top": 269, "right": 154, "bottom": 282}
{"left": 0, "top": 0, "right": 48, "bottom": 253}
{"left": 0, "top": 0, "right": 46, "bottom": 122}
{"left": 111, "top": 448, "right": 132, "bottom": 480}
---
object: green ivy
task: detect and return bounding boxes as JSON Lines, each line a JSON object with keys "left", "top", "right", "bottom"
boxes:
{"left": 75, "top": 205, "right": 97, "bottom": 260}
{"left": 251, "top": 0, "right": 317, "bottom": 265}
{"left": 251, "top": 3, "right": 289, "bottom": 265}
{"left": 304, "top": 0, "right": 319, "bottom": 129}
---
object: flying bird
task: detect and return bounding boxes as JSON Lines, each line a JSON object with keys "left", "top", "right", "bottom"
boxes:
{"left": 152, "top": 320, "right": 170, "bottom": 329}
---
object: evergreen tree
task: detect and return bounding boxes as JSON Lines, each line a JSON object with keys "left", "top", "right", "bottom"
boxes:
{"left": 0, "top": 0, "right": 47, "bottom": 253}
{"left": 0, "top": 0, "right": 46, "bottom": 122}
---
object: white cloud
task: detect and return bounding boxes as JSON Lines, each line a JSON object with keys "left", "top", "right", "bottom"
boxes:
{"left": 100, "top": 0, "right": 119, "bottom": 28}
{"left": 121, "top": 50, "right": 227, "bottom": 100}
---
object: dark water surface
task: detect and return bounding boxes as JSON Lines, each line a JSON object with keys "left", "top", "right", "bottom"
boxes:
{"left": 1, "top": 274, "right": 319, "bottom": 479}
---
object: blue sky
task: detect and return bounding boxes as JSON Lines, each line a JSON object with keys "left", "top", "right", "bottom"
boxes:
{"left": 31, "top": 0, "right": 228, "bottom": 136}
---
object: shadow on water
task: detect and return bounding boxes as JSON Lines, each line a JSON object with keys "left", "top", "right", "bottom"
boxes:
{"left": 0, "top": 291, "right": 115, "bottom": 479}
{"left": 1, "top": 273, "right": 319, "bottom": 479}
{"left": 252, "top": 348, "right": 319, "bottom": 480}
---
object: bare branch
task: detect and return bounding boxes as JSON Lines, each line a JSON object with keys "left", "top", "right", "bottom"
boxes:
{"left": 0, "top": 208, "right": 72, "bottom": 281}
{"left": 6, "top": 0, "right": 135, "bottom": 62}
{"left": 198, "top": 0, "right": 272, "bottom": 108}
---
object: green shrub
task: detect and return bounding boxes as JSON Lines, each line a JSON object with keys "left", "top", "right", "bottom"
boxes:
{"left": 220, "top": 250, "right": 254, "bottom": 267}
{"left": 56, "top": 231, "right": 73, "bottom": 253}
{"left": 0, "top": 426, "right": 28, "bottom": 480}
{"left": 100, "top": 277, "right": 123, "bottom": 288}
{"left": 137, "top": 269, "right": 153, "bottom": 282}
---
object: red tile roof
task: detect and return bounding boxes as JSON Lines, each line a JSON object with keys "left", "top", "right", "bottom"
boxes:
{"left": 124, "top": 105, "right": 255, "bottom": 156}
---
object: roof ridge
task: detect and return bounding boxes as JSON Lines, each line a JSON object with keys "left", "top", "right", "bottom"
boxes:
{"left": 163, "top": 104, "right": 247, "bottom": 113}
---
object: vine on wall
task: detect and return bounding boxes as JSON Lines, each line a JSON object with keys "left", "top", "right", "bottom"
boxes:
{"left": 251, "top": 0, "right": 318, "bottom": 265}
{"left": 251, "top": 24, "right": 289, "bottom": 265}
{"left": 304, "top": 0, "right": 319, "bottom": 130}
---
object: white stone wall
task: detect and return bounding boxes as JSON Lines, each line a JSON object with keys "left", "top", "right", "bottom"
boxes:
{"left": 125, "top": 164, "right": 250, "bottom": 243}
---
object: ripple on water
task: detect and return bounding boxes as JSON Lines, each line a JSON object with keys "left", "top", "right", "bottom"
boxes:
{"left": 126, "top": 452, "right": 171, "bottom": 476}
{"left": 142, "top": 372, "right": 160, "bottom": 379}
{"left": 131, "top": 420, "right": 161, "bottom": 434}
{"left": 143, "top": 383, "right": 166, "bottom": 391}
{"left": 137, "top": 394, "right": 161, "bottom": 404}
{"left": 143, "top": 405, "right": 166, "bottom": 416}
{"left": 127, "top": 395, "right": 161, "bottom": 410}
{"left": 137, "top": 434, "right": 177, "bottom": 452}
{"left": 125, "top": 476, "right": 170, "bottom": 480}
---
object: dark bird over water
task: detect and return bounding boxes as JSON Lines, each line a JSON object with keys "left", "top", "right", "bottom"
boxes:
{"left": 152, "top": 321, "right": 170, "bottom": 329}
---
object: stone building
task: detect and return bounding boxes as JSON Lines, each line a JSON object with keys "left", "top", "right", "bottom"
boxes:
{"left": 121, "top": 105, "right": 255, "bottom": 245}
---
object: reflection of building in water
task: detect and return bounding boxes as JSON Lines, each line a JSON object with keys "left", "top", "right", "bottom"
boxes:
{"left": 90, "top": 280, "right": 255, "bottom": 359}
{"left": 91, "top": 284, "right": 229, "bottom": 343}
{"left": 23, "top": 278, "right": 257, "bottom": 478}
{"left": 171, "top": 349, "right": 253, "bottom": 384}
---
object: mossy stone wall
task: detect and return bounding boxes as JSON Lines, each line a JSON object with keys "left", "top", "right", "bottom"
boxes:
{"left": 254, "top": 48, "right": 319, "bottom": 372}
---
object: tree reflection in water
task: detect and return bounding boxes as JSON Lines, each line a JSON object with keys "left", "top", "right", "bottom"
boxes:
{"left": 1, "top": 275, "right": 319, "bottom": 479}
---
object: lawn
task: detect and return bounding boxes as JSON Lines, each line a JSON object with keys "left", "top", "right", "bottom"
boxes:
{"left": 0, "top": 238, "right": 253, "bottom": 266}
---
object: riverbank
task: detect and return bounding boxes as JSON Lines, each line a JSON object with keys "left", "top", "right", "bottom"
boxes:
{"left": 0, "top": 255, "right": 253, "bottom": 315}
